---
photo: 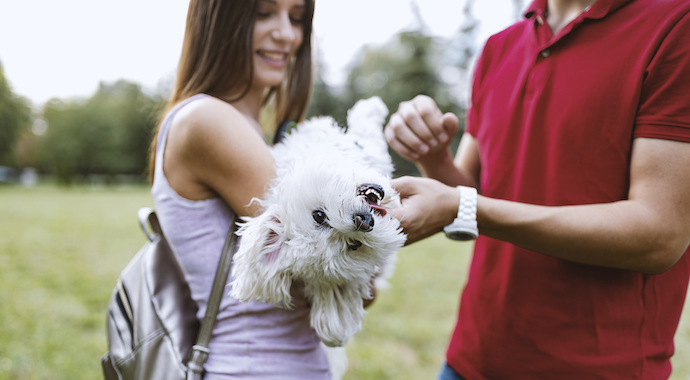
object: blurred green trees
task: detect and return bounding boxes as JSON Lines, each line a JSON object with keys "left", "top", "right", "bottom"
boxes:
{"left": 305, "top": 59, "right": 342, "bottom": 123}
{"left": 37, "top": 81, "right": 164, "bottom": 184}
{"left": 306, "top": 7, "right": 476, "bottom": 176}
{"left": 1, "top": 10, "right": 478, "bottom": 183}
{"left": 339, "top": 31, "right": 463, "bottom": 177}
{"left": 344, "top": 31, "right": 460, "bottom": 117}
{"left": 0, "top": 61, "right": 32, "bottom": 167}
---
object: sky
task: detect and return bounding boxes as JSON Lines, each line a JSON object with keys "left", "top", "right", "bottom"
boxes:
{"left": 0, "top": 0, "right": 524, "bottom": 108}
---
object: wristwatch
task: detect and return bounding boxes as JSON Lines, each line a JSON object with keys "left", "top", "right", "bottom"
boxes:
{"left": 443, "top": 186, "right": 479, "bottom": 241}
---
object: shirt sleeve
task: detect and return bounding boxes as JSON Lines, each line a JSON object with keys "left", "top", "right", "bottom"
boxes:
{"left": 634, "top": 10, "right": 690, "bottom": 143}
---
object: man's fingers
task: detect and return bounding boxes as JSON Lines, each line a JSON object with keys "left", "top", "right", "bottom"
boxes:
{"left": 413, "top": 95, "right": 447, "bottom": 144}
{"left": 391, "top": 176, "right": 416, "bottom": 198}
{"left": 387, "top": 137, "right": 418, "bottom": 161}
{"left": 386, "top": 205, "right": 406, "bottom": 221}
{"left": 386, "top": 96, "right": 458, "bottom": 162}
{"left": 398, "top": 102, "right": 440, "bottom": 149}
{"left": 386, "top": 113, "right": 428, "bottom": 159}
{"left": 442, "top": 112, "right": 459, "bottom": 138}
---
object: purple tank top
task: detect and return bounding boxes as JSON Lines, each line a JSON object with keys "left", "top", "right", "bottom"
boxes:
{"left": 151, "top": 94, "right": 330, "bottom": 379}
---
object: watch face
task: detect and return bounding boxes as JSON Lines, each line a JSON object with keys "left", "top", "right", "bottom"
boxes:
{"left": 446, "top": 230, "right": 476, "bottom": 241}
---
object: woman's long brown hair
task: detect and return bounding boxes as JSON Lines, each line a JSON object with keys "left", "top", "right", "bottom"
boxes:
{"left": 149, "top": 0, "right": 315, "bottom": 183}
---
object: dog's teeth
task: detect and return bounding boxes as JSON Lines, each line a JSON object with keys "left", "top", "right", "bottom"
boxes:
{"left": 365, "top": 189, "right": 382, "bottom": 202}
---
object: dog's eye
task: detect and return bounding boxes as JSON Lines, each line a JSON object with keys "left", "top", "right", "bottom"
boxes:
{"left": 312, "top": 209, "right": 329, "bottom": 227}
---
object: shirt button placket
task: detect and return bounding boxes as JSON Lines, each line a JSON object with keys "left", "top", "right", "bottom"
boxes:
{"left": 540, "top": 49, "right": 551, "bottom": 58}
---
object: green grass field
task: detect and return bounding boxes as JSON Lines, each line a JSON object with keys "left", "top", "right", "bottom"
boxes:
{"left": 0, "top": 185, "right": 688, "bottom": 379}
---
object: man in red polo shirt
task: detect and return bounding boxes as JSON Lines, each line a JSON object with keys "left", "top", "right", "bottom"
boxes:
{"left": 384, "top": 0, "right": 690, "bottom": 378}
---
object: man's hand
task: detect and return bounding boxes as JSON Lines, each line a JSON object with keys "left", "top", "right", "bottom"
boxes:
{"left": 384, "top": 95, "right": 459, "bottom": 163}
{"left": 388, "top": 176, "right": 462, "bottom": 245}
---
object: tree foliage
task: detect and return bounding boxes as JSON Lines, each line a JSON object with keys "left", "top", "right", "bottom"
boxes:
{"left": 3, "top": 1, "right": 482, "bottom": 183}
{"left": 345, "top": 32, "right": 453, "bottom": 114}
{"left": 309, "top": 1, "right": 481, "bottom": 177}
{"left": 305, "top": 61, "right": 342, "bottom": 121}
{"left": 0, "top": 61, "right": 32, "bottom": 166}
{"left": 37, "top": 80, "right": 164, "bottom": 184}
{"left": 336, "top": 30, "right": 468, "bottom": 177}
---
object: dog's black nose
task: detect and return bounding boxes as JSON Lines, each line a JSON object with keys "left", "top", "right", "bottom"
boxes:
{"left": 353, "top": 212, "right": 374, "bottom": 232}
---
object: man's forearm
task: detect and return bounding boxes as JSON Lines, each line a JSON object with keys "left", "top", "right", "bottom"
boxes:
{"left": 417, "top": 149, "right": 476, "bottom": 188}
{"left": 477, "top": 196, "right": 689, "bottom": 274}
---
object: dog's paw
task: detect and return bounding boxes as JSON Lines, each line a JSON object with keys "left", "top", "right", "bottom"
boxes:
{"left": 348, "top": 96, "right": 388, "bottom": 125}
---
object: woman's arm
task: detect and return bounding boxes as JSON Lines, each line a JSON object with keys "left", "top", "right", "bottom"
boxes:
{"left": 163, "top": 96, "right": 275, "bottom": 217}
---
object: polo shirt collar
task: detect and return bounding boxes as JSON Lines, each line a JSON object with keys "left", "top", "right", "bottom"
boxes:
{"left": 524, "top": 0, "right": 633, "bottom": 21}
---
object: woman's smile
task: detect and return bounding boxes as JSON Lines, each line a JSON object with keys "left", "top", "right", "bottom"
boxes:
{"left": 257, "top": 49, "right": 289, "bottom": 68}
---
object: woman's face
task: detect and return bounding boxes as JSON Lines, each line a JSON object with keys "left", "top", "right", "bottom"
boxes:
{"left": 252, "top": 0, "right": 306, "bottom": 89}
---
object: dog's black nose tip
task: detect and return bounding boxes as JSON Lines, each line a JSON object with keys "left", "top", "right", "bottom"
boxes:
{"left": 353, "top": 212, "right": 374, "bottom": 232}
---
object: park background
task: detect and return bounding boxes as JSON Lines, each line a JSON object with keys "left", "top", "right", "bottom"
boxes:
{"left": 1, "top": 0, "right": 689, "bottom": 378}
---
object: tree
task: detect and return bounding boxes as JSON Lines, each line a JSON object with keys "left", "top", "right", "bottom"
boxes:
{"left": 306, "top": 59, "right": 343, "bottom": 122}
{"left": 0, "top": 60, "right": 32, "bottom": 166}
{"left": 37, "top": 80, "right": 164, "bottom": 184}
{"left": 335, "top": 1, "right": 482, "bottom": 177}
{"left": 342, "top": 30, "right": 464, "bottom": 177}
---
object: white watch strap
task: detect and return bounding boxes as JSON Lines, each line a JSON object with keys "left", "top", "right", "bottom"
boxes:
{"left": 457, "top": 186, "right": 477, "bottom": 219}
{"left": 443, "top": 186, "right": 478, "bottom": 241}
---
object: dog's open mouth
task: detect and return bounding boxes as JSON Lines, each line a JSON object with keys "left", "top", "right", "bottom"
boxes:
{"left": 357, "top": 184, "right": 386, "bottom": 216}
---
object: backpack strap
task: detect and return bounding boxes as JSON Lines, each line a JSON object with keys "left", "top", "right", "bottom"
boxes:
{"left": 187, "top": 213, "right": 239, "bottom": 379}
{"left": 138, "top": 207, "right": 161, "bottom": 241}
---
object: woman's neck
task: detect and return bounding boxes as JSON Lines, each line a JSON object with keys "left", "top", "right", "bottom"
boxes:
{"left": 225, "top": 85, "right": 266, "bottom": 125}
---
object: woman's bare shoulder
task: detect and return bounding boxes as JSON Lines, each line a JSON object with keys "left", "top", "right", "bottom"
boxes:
{"left": 169, "top": 96, "right": 265, "bottom": 153}
{"left": 171, "top": 96, "right": 248, "bottom": 136}
{"left": 162, "top": 95, "right": 273, "bottom": 208}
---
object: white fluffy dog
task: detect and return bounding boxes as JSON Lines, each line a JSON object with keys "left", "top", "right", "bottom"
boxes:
{"left": 229, "top": 97, "right": 406, "bottom": 352}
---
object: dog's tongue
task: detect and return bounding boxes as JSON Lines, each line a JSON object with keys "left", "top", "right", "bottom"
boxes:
{"left": 369, "top": 204, "right": 387, "bottom": 216}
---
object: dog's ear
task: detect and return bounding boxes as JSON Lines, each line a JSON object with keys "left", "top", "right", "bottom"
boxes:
{"left": 230, "top": 209, "right": 294, "bottom": 308}
{"left": 308, "top": 282, "right": 366, "bottom": 347}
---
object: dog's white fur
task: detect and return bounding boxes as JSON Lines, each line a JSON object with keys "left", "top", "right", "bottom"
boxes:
{"left": 229, "top": 97, "right": 406, "bottom": 358}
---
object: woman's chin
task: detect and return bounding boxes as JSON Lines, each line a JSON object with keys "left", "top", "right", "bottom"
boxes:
{"left": 253, "top": 73, "right": 286, "bottom": 89}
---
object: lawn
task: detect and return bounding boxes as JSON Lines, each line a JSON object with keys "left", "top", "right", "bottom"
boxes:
{"left": 0, "top": 185, "right": 688, "bottom": 379}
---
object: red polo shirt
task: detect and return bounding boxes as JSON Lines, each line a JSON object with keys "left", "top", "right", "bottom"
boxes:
{"left": 449, "top": 0, "right": 690, "bottom": 379}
